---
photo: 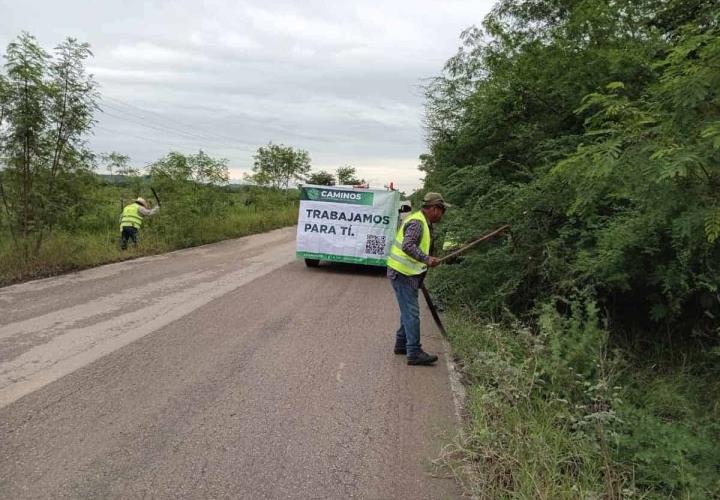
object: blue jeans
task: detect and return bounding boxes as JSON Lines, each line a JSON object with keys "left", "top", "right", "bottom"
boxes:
{"left": 391, "top": 276, "right": 422, "bottom": 356}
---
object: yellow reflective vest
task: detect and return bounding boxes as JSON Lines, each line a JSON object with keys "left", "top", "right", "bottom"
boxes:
{"left": 387, "top": 211, "right": 430, "bottom": 276}
{"left": 120, "top": 203, "right": 143, "bottom": 230}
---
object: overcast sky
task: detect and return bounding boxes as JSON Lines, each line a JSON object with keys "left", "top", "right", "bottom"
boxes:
{"left": 1, "top": 0, "right": 495, "bottom": 191}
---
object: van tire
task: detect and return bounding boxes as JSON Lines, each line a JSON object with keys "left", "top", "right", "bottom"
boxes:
{"left": 305, "top": 258, "right": 320, "bottom": 267}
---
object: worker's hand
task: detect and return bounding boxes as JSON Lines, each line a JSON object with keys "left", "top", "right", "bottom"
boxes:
{"left": 427, "top": 256, "right": 440, "bottom": 268}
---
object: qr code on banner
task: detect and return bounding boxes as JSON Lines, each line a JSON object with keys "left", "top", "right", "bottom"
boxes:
{"left": 365, "top": 234, "right": 387, "bottom": 256}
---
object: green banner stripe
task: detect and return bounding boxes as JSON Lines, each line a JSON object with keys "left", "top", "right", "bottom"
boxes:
{"left": 297, "top": 251, "right": 387, "bottom": 267}
{"left": 300, "top": 187, "right": 374, "bottom": 206}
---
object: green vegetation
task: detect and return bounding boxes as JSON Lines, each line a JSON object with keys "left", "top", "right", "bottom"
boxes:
{"left": 2, "top": 7, "right": 719, "bottom": 496}
{"left": 336, "top": 165, "right": 365, "bottom": 186}
{"left": 440, "top": 313, "right": 720, "bottom": 499}
{"left": 0, "top": 175, "right": 298, "bottom": 286}
{"left": 0, "top": 33, "right": 97, "bottom": 258}
{"left": 247, "top": 142, "right": 311, "bottom": 189}
{"left": 0, "top": 33, "right": 300, "bottom": 286}
{"left": 304, "top": 166, "right": 367, "bottom": 187}
{"left": 306, "top": 170, "right": 337, "bottom": 186}
{"left": 423, "top": 0, "right": 720, "bottom": 497}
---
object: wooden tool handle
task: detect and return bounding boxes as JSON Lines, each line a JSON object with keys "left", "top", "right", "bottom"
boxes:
{"left": 437, "top": 225, "right": 510, "bottom": 263}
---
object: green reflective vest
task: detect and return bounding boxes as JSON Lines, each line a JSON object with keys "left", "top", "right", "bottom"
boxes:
{"left": 387, "top": 211, "right": 431, "bottom": 276}
{"left": 120, "top": 203, "right": 143, "bottom": 230}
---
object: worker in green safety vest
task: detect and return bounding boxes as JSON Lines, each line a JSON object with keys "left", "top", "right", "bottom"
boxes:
{"left": 120, "top": 197, "right": 159, "bottom": 250}
{"left": 386, "top": 192, "right": 449, "bottom": 366}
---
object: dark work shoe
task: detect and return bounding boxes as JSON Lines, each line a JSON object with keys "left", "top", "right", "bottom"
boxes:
{"left": 394, "top": 346, "right": 407, "bottom": 355}
{"left": 407, "top": 351, "right": 438, "bottom": 366}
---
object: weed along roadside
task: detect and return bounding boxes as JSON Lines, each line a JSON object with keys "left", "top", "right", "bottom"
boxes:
{"left": 434, "top": 313, "right": 720, "bottom": 499}
{"left": 0, "top": 183, "right": 299, "bottom": 287}
{"left": 2, "top": 4, "right": 719, "bottom": 498}
{"left": 417, "top": 0, "right": 720, "bottom": 496}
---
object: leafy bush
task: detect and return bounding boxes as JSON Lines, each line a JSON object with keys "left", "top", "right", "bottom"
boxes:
{"left": 441, "top": 311, "right": 720, "bottom": 499}
{"left": 440, "top": 314, "right": 622, "bottom": 499}
{"left": 425, "top": 2, "right": 720, "bottom": 497}
{"left": 536, "top": 295, "right": 609, "bottom": 400}
{"left": 424, "top": 0, "right": 720, "bottom": 339}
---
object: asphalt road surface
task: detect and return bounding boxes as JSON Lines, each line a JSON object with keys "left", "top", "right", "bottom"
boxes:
{"left": 0, "top": 227, "right": 462, "bottom": 499}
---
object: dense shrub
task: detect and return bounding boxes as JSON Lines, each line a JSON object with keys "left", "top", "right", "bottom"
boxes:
{"left": 425, "top": 1, "right": 720, "bottom": 497}
{"left": 424, "top": 0, "right": 720, "bottom": 340}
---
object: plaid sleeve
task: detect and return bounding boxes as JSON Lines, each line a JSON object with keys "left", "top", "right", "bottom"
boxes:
{"left": 401, "top": 220, "right": 429, "bottom": 264}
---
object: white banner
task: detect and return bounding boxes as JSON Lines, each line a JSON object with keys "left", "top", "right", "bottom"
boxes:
{"left": 296, "top": 186, "right": 400, "bottom": 266}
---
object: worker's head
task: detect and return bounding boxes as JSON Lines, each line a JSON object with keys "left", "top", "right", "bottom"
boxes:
{"left": 135, "top": 197, "right": 148, "bottom": 208}
{"left": 421, "top": 192, "right": 450, "bottom": 223}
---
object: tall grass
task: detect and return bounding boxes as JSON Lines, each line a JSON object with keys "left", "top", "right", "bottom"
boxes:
{"left": 0, "top": 205, "right": 297, "bottom": 286}
{"left": 439, "top": 315, "right": 617, "bottom": 499}
{"left": 439, "top": 312, "right": 720, "bottom": 499}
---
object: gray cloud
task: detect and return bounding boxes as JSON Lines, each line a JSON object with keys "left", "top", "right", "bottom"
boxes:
{"left": 0, "top": 0, "right": 495, "bottom": 190}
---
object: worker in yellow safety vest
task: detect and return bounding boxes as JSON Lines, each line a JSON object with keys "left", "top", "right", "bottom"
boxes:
{"left": 120, "top": 197, "right": 159, "bottom": 250}
{"left": 386, "top": 192, "right": 450, "bottom": 366}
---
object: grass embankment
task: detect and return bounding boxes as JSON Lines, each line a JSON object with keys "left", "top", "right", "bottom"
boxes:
{"left": 0, "top": 205, "right": 298, "bottom": 287}
{"left": 440, "top": 313, "right": 720, "bottom": 499}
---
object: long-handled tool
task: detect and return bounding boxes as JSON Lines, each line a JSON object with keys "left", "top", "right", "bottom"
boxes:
{"left": 421, "top": 224, "right": 511, "bottom": 335}
{"left": 421, "top": 283, "right": 447, "bottom": 336}
{"left": 150, "top": 187, "right": 161, "bottom": 207}
{"left": 438, "top": 224, "right": 509, "bottom": 264}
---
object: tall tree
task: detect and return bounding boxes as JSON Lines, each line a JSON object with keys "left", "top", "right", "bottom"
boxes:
{"left": 148, "top": 150, "right": 232, "bottom": 233}
{"left": 190, "top": 149, "right": 229, "bottom": 185}
{"left": 248, "top": 142, "right": 311, "bottom": 189}
{"left": 306, "top": 170, "right": 335, "bottom": 186}
{"left": 421, "top": 0, "right": 720, "bottom": 337}
{"left": 149, "top": 150, "right": 228, "bottom": 185}
{"left": 336, "top": 165, "right": 364, "bottom": 185}
{"left": 0, "top": 33, "right": 97, "bottom": 255}
{"left": 1, "top": 33, "right": 49, "bottom": 248}
{"left": 100, "top": 151, "right": 130, "bottom": 182}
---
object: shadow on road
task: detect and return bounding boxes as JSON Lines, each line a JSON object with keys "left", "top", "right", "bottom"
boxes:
{"left": 303, "top": 261, "right": 387, "bottom": 277}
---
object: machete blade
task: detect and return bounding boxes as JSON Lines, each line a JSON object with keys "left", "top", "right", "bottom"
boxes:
{"left": 150, "top": 187, "right": 161, "bottom": 207}
{"left": 420, "top": 284, "right": 447, "bottom": 337}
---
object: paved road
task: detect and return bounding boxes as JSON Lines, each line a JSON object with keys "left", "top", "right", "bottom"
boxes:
{"left": 0, "top": 227, "right": 461, "bottom": 499}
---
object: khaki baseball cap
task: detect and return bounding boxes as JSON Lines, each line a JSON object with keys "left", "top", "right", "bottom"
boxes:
{"left": 422, "top": 192, "right": 451, "bottom": 209}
